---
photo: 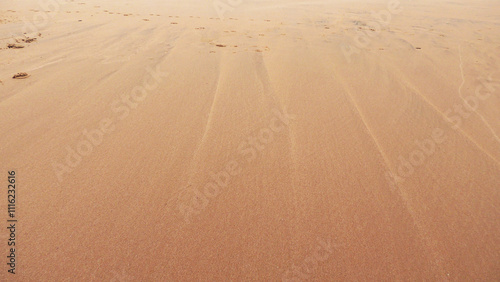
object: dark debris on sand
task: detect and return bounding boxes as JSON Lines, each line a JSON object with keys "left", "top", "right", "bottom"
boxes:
{"left": 12, "top": 72, "right": 30, "bottom": 79}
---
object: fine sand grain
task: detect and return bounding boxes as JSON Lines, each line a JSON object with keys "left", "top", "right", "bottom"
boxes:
{"left": 0, "top": 0, "right": 499, "bottom": 280}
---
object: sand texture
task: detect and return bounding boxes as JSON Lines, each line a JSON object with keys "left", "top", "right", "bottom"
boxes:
{"left": 0, "top": 0, "right": 499, "bottom": 280}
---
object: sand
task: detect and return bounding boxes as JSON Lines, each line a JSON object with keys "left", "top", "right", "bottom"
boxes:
{"left": 0, "top": 0, "right": 499, "bottom": 280}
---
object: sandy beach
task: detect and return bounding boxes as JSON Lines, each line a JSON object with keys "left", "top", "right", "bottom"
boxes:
{"left": 1, "top": 0, "right": 499, "bottom": 280}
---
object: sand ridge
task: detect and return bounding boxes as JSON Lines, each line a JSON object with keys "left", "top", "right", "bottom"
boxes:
{"left": 0, "top": 0, "right": 499, "bottom": 280}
